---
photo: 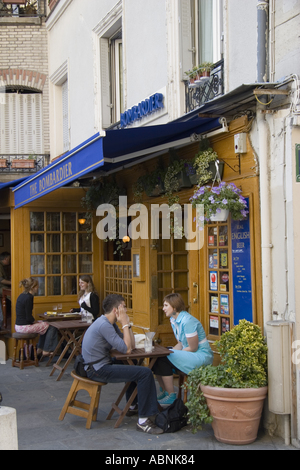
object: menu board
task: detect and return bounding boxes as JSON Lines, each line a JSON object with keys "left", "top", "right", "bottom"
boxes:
{"left": 231, "top": 200, "right": 253, "bottom": 325}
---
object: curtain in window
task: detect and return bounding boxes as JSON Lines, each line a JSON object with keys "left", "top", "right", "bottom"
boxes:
{"left": 198, "top": 0, "right": 213, "bottom": 64}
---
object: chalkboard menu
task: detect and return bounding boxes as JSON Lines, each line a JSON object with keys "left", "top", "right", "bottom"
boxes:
{"left": 231, "top": 200, "right": 253, "bottom": 325}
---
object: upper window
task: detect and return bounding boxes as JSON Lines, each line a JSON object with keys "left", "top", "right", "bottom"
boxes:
{"left": 0, "top": 90, "right": 43, "bottom": 155}
{"left": 180, "top": 0, "right": 224, "bottom": 78}
{"left": 100, "top": 30, "right": 124, "bottom": 128}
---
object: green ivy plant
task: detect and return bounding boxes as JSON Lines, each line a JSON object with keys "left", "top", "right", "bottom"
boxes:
{"left": 184, "top": 320, "right": 268, "bottom": 433}
{"left": 133, "top": 166, "right": 166, "bottom": 202}
{"left": 81, "top": 178, "right": 127, "bottom": 257}
{"left": 193, "top": 148, "right": 219, "bottom": 187}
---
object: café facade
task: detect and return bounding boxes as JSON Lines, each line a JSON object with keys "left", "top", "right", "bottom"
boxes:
{"left": 1, "top": 108, "right": 263, "bottom": 362}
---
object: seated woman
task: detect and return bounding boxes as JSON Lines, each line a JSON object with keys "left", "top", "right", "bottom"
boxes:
{"left": 70, "top": 275, "right": 99, "bottom": 320}
{"left": 15, "top": 278, "right": 58, "bottom": 359}
{"left": 152, "top": 293, "right": 214, "bottom": 406}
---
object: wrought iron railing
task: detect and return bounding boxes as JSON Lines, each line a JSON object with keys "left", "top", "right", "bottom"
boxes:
{"left": 0, "top": 154, "right": 50, "bottom": 173}
{"left": 184, "top": 59, "right": 224, "bottom": 114}
{"left": 0, "top": 0, "right": 46, "bottom": 18}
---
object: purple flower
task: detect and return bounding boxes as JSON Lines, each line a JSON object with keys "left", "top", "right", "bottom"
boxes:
{"left": 241, "top": 210, "right": 249, "bottom": 217}
{"left": 222, "top": 199, "right": 228, "bottom": 205}
{"left": 209, "top": 196, "right": 215, "bottom": 203}
{"left": 211, "top": 187, "right": 221, "bottom": 195}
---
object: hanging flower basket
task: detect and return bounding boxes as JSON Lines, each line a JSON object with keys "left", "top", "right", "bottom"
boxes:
{"left": 210, "top": 208, "right": 229, "bottom": 222}
{"left": 190, "top": 182, "right": 249, "bottom": 223}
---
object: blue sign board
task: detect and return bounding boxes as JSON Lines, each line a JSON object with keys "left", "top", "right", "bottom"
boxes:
{"left": 13, "top": 133, "right": 104, "bottom": 209}
{"left": 120, "top": 93, "right": 164, "bottom": 128}
{"left": 231, "top": 200, "right": 253, "bottom": 325}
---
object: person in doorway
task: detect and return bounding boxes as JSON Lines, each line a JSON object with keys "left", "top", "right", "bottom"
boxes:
{"left": 70, "top": 275, "right": 99, "bottom": 320}
{"left": 0, "top": 252, "right": 11, "bottom": 330}
{"left": 15, "top": 278, "right": 58, "bottom": 359}
{"left": 152, "top": 293, "right": 214, "bottom": 406}
{"left": 82, "top": 294, "right": 163, "bottom": 435}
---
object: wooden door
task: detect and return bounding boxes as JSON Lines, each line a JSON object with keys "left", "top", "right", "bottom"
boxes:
{"left": 151, "top": 233, "right": 200, "bottom": 347}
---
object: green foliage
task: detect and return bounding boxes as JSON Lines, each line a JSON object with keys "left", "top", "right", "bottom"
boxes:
{"left": 133, "top": 166, "right": 166, "bottom": 202}
{"left": 81, "top": 178, "right": 127, "bottom": 257}
{"left": 185, "top": 320, "right": 268, "bottom": 432}
{"left": 184, "top": 367, "right": 213, "bottom": 433}
{"left": 193, "top": 148, "right": 218, "bottom": 187}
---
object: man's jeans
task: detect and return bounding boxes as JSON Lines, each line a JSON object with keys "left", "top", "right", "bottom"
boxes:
{"left": 0, "top": 302, "right": 3, "bottom": 329}
{"left": 87, "top": 362, "right": 158, "bottom": 418}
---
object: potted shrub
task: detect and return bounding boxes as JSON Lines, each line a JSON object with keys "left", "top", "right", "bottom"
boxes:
{"left": 184, "top": 320, "right": 268, "bottom": 445}
{"left": 190, "top": 182, "right": 249, "bottom": 222}
{"left": 199, "top": 62, "right": 214, "bottom": 78}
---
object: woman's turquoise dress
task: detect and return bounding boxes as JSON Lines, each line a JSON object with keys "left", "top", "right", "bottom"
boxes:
{"left": 168, "top": 311, "right": 214, "bottom": 374}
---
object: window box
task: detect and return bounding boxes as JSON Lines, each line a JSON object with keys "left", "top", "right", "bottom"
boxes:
{"left": 11, "top": 159, "right": 35, "bottom": 169}
{"left": 0, "top": 159, "right": 8, "bottom": 168}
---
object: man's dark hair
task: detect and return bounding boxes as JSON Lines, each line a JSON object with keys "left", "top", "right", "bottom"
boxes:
{"left": 102, "top": 294, "right": 125, "bottom": 314}
{"left": 0, "top": 252, "right": 10, "bottom": 262}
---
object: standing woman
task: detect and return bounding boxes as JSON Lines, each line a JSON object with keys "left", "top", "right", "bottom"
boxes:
{"left": 152, "top": 293, "right": 214, "bottom": 406}
{"left": 70, "top": 275, "right": 100, "bottom": 320}
{"left": 15, "top": 278, "right": 58, "bottom": 358}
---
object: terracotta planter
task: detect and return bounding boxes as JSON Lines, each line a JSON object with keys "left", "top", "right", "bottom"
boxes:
{"left": 11, "top": 160, "right": 35, "bottom": 169}
{"left": 200, "top": 384, "right": 268, "bottom": 445}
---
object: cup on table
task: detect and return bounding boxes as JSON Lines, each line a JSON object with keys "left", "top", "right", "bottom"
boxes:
{"left": 144, "top": 337, "right": 153, "bottom": 353}
{"left": 57, "top": 303, "right": 62, "bottom": 315}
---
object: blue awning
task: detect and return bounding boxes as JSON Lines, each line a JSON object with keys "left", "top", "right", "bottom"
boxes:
{"left": 0, "top": 177, "right": 28, "bottom": 191}
{"left": 13, "top": 117, "right": 220, "bottom": 209}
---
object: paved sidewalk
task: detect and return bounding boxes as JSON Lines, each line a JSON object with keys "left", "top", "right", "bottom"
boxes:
{"left": 0, "top": 359, "right": 297, "bottom": 451}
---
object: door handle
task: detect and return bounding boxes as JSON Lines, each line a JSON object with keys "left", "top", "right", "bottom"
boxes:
{"left": 193, "top": 282, "right": 199, "bottom": 304}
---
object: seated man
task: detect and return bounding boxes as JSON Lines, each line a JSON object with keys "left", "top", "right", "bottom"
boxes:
{"left": 0, "top": 252, "right": 11, "bottom": 330}
{"left": 82, "top": 294, "right": 163, "bottom": 435}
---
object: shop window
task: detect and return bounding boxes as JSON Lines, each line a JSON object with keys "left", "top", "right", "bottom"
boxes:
{"left": 207, "top": 220, "right": 232, "bottom": 339}
{"left": 30, "top": 211, "right": 93, "bottom": 296}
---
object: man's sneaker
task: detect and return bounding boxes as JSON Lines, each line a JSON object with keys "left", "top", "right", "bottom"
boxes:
{"left": 136, "top": 419, "right": 164, "bottom": 434}
{"left": 126, "top": 404, "right": 138, "bottom": 416}
{"left": 158, "top": 392, "right": 177, "bottom": 407}
{"left": 157, "top": 387, "right": 167, "bottom": 401}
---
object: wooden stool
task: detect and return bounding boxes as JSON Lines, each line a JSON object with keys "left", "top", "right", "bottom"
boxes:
{"left": 177, "top": 371, "right": 188, "bottom": 404}
{"left": 59, "top": 371, "right": 107, "bottom": 429}
{"left": 12, "top": 333, "right": 39, "bottom": 370}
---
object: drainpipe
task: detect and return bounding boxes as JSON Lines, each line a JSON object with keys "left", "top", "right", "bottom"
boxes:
{"left": 257, "top": 1, "right": 269, "bottom": 83}
{"left": 257, "top": 1, "right": 272, "bottom": 325}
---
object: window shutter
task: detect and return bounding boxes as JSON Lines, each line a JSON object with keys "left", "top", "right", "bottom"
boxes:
{"left": 100, "top": 38, "right": 111, "bottom": 129}
{"left": 179, "top": 0, "right": 193, "bottom": 80}
{"left": 8, "top": 94, "right": 18, "bottom": 154}
{"left": 0, "top": 93, "right": 43, "bottom": 155}
{"left": 62, "top": 81, "right": 69, "bottom": 153}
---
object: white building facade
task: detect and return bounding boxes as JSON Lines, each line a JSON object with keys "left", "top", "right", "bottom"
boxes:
{"left": 46, "top": 0, "right": 300, "bottom": 446}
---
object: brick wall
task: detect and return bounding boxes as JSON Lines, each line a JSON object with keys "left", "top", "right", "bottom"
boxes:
{"left": 0, "top": 19, "right": 49, "bottom": 153}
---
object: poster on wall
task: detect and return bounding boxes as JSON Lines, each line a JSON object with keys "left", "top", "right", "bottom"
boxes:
{"left": 231, "top": 198, "right": 253, "bottom": 325}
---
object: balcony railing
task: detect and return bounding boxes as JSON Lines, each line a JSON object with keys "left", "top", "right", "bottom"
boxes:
{"left": 0, "top": 154, "right": 50, "bottom": 173}
{"left": 184, "top": 59, "right": 224, "bottom": 114}
{"left": 0, "top": 0, "right": 46, "bottom": 18}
